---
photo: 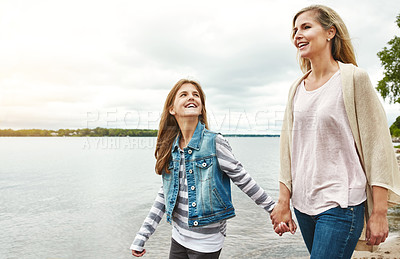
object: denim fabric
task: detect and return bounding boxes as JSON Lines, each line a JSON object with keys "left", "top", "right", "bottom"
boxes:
{"left": 162, "top": 122, "right": 235, "bottom": 227}
{"left": 294, "top": 203, "right": 365, "bottom": 259}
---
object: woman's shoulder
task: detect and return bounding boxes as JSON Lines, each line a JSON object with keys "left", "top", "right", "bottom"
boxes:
{"left": 291, "top": 72, "right": 309, "bottom": 86}
{"left": 353, "top": 66, "right": 369, "bottom": 81}
{"left": 340, "top": 63, "right": 375, "bottom": 99}
{"left": 286, "top": 72, "right": 309, "bottom": 102}
{"left": 339, "top": 62, "right": 369, "bottom": 79}
{"left": 290, "top": 70, "right": 311, "bottom": 90}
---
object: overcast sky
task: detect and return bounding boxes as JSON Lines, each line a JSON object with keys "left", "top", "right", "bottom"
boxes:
{"left": 1, "top": 0, "right": 399, "bottom": 134}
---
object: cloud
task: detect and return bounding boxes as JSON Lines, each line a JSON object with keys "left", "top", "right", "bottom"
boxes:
{"left": 0, "top": 0, "right": 399, "bottom": 131}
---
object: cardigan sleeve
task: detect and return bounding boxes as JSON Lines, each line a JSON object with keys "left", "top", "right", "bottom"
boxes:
{"left": 353, "top": 68, "right": 400, "bottom": 205}
{"left": 279, "top": 96, "right": 293, "bottom": 194}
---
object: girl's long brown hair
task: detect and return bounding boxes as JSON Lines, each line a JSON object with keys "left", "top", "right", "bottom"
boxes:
{"left": 292, "top": 5, "right": 358, "bottom": 73}
{"left": 155, "top": 79, "right": 208, "bottom": 175}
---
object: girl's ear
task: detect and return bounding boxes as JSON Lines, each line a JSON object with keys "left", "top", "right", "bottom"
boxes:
{"left": 169, "top": 107, "right": 176, "bottom": 115}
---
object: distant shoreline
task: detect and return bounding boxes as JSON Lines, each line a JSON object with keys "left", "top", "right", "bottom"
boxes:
{"left": 224, "top": 134, "right": 280, "bottom": 137}
{"left": 0, "top": 128, "right": 280, "bottom": 137}
{"left": 0, "top": 134, "right": 281, "bottom": 137}
{"left": 0, "top": 128, "right": 158, "bottom": 137}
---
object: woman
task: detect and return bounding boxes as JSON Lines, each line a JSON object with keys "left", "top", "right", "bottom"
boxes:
{"left": 130, "top": 79, "right": 289, "bottom": 258}
{"left": 271, "top": 5, "right": 400, "bottom": 258}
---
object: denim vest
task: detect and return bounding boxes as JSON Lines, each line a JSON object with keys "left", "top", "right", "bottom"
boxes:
{"left": 162, "top": 122, "right": 235, "bottom": 227}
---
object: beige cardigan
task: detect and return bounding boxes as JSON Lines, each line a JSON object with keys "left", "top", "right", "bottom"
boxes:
{"left": 279, "top": 62, "right": 400, "bottom": 220}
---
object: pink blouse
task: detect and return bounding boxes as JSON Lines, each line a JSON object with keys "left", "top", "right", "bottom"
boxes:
{"left": 291, "top": 71, "right": 367, "bottom": 215}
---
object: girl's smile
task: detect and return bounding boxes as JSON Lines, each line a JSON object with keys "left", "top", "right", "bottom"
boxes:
{"left": 185, "top": 103, "right": 198, "bottom": 108}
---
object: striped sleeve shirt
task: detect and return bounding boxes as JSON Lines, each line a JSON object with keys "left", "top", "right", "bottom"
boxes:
{"left": 130, "top": 134, "right": 275, "bottom": 252}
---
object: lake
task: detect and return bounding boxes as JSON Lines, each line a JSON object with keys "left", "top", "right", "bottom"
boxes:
{"left": 0, "top": 137, "right": 397, "bottom": 259}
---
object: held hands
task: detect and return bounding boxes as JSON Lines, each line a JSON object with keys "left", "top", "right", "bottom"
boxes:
{"left": 273, "top": 220, "right": 297, "bottom": 236}
{"left": 270, "top": 201, "right": 297, "bottom": 236}
{"left": 132, "top": 249, "right": 146, "bottom": 257}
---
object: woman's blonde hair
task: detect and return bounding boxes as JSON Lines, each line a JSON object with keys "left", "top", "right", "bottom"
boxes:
{"left": 291, "top": 5, "right": 357, "bottom": 73}
{"left": 155, "top": 79, "right": 208, "bottom": 175}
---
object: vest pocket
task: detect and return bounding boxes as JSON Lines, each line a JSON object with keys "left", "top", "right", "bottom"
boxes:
{"left": 212, "top": 188, "right": 227, "bottom": 209}
{"left": 194, "top": 158, "right": 213, "bottom": 182}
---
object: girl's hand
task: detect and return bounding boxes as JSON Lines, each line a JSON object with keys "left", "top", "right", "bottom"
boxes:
{"left": 273, "top": 219, "right": 297, "bottom": 236}
{"left": 274, "top": 221, "right": 290, "bottom": 236}
{"left": 132, "top": 249, "right": 146, "bottom": 257}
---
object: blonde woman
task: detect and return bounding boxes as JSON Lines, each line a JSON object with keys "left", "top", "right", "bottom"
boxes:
{"left": 271, "top": 5, "right": 400, "bottom": 258}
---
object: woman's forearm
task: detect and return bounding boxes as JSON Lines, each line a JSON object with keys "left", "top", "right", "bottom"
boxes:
{"left": 278, "top": 182, "right": 291, "bottom": 207}
{"left": 371, "top": 186, "right": 388, "bottom": 214}
{"left": 366, "top": 185, "right": 389, "bottom": 245}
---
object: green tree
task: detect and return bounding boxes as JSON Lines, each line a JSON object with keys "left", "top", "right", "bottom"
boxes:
{"left": 376, "top": 14, "right": 400, "bottom": 103}
{"left": 390, "top": 115, "right": 400, "bottom": 137}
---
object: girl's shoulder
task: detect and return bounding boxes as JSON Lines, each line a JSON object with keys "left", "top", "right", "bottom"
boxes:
{"left": 203, "top": 128, "right": 219, "bottom": 138}
{"left": 203, "top": 130, "right": 231, "bottom": 149}
{"left": 215, "top": 133, "right": 232, "bottom": 151}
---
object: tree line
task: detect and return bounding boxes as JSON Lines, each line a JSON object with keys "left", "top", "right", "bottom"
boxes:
{"left": 379, "top": 13, "right": 400, "bottom": 137}
{"left": 0, "top": 127, "right": 158, "bottom": 137}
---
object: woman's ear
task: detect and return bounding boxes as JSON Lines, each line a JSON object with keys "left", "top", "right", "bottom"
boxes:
{"left": 169, "top": 107, "right": 176, "bottom": 115}
{"left": 328, "top": 25, "right": 336, "bottom": 40}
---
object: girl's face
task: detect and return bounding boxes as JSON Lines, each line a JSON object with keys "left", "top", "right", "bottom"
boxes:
{"left": 169, "top": 83, "right": 203, "bottom": 119}
{"left": 293, "top": 11, "right": 332, "bottom": 60}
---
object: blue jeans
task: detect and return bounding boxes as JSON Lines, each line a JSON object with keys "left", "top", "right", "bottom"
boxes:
{"left": 294, "top": 203, "right": 365, "bottom": 259}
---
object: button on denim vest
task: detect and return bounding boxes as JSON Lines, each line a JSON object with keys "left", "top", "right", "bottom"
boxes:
{"left": 162, "top": 122, "right": 235, "bottom": 227}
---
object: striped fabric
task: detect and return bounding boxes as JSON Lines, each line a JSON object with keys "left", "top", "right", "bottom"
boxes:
{"left": 130, "top": 135, "right": 275, "bottom": 252}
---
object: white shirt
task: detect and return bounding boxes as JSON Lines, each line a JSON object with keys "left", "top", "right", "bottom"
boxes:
{"left": 291, "top": 71, "right": 367, "bottom": 215}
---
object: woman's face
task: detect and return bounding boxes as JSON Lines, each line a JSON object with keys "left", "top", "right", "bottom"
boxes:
{"left": 169, "top": 83, "right": 203, "bottom": 119}
{"left": 293, "top": 11, "right": 331, "bottom": 60}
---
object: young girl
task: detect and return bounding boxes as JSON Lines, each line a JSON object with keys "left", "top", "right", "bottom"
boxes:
{"left": 271, "top": 5, "right": 400, "bottom": 258}
{"left": 130, "top": 79, "right": 293, "bottom": 258}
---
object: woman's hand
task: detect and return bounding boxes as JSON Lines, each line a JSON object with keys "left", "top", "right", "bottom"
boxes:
{"left": 132, "top": 249, "right": 146, "bottom": 257}
{"left": 366, "top": 211, "right": 389, "bottom": 245}
{"left": 366, "top": 186, "right": 389, "bottom": 245}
